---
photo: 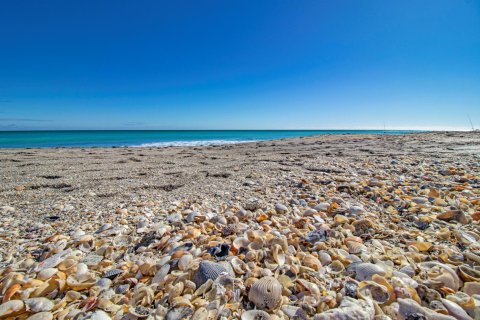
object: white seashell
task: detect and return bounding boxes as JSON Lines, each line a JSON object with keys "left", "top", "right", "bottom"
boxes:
{"left": 26, "top": 312, "right": 53, "bottom": 320}
{"left": 440, "top": 298, "right": 473, "bottom": 320}
{"left": 241, "top": 310, "right": 271, "bottom": 320}
{"left": 248, "top": 276, "right": 283, "bottom": 311}
{"left": 24, "top": 297, "right": 54, "bottom": 313}
{"left": 313, "top": 297, "right": 374, "bottom": 320}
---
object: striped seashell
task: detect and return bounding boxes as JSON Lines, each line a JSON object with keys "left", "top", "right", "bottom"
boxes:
{"left": 248, "top": 276, "right": 283, "bottom": 311}
{"left": 103, "top": 269, "right": 124, "bottom": 280}
{"left": 346, "top": 241, "right": 368, "bottom": 254}
{"left": 354, "top": 263, "right": 386, "bottom": 281}
{"left": 193, "top": 261, "right": 230, "bottom": 287}
{"left": 241, "top": 310, "right": 271, "bottom": 320}
{"left": 152, "top": 263, "right": 171, "bottom": 285}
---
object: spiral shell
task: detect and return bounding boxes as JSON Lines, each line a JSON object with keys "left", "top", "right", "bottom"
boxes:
{"left": 193, "top": 261, "right": 230, "bottom": 287}
{"left": 248, "top": 276, "right": 283, "bottom": 311}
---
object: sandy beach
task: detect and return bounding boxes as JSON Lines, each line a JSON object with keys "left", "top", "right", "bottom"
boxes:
{"left": 1, "top": 131, "right": 480, "bottom": 319}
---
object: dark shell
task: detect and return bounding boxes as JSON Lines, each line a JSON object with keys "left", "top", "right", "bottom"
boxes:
{"left": 193, "top": 260, "right": 229, "bottom": 287}
{"left": 103, "top": 269, "right": 124, "bottom": 280}
{"left": 207, "top": 243, "right": 230, "bottom": 260}
{"left": 303, "top": 229, "right": 329, "bottom": 244}
{"left": 344, "top": 280, "right": 358, "bottom": 298}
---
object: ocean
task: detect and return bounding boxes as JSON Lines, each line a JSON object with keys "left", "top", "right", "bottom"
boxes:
{"left": 0, "top": 130, "right": 417, "bottom": 148}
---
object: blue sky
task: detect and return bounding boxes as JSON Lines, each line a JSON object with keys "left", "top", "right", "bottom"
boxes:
{"left": 0, "top": 1, "right": 479, "bottom": 130}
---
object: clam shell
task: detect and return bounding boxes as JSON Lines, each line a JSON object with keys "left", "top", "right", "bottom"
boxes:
{"left": 26, "top": 312, "right": 54, "bottom": 320}
{"left": 248, "top": 276, "right": 283, "bottom": 311}
{"left": 354, "top": 263, "right": 386, "bottom": 281}
{"left": 419, "top": 262, "right": 460, "bottom": 291}
{"left": 0, "top": 300, "right": 26, "bottom": 318}
{"left": 241, "top": 310, "right": 271, "bottom": 320}
{"left": 357, "top": 281, "right": 390, "bottom": 304}
{"left": 24, "top": 298, "right": 54, "bottom": 313}
{"left": 33, "top": 250, "right": 72, "bottom": 272}
{"left": 193, "top": 261, "right": 230, "bottom": 287}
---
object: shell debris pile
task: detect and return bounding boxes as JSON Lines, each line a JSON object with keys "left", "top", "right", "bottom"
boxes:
{"left": 1, "top": 152, "right": 480, "bottom": 319}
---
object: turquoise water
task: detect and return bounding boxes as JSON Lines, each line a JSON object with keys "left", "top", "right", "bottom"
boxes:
{"left": 0, "top": 130, "right": 417, "bottom": 148}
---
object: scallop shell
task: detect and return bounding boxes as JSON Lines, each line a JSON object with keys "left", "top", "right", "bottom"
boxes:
{"left": 354, "top": 263, "right": 386, "bottom": 281}
{"left": 248, "top": 276, "right": 283, "bottom": 311}
{"left": 103, "top": 269, "right": 123, "bottom": 280}
{"left": 241, "top": 310, "right": 271, "bottom": 320}
{"left": 193, "top": 261, "right": 230, "bottom": 287}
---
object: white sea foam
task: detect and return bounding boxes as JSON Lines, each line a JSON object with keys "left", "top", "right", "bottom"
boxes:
{"left": 132, "top": 140, "right": 260, "bottom": 147}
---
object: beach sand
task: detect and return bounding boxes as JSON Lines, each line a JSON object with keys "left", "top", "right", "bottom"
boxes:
{"left": 0, "top": 131, "right": 479, "bottom": 319}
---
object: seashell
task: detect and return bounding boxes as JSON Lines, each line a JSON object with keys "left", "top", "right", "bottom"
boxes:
{"left": 302, "top": 254, "right": 322, "bottom": 271}
{"left": 24, "top": 298, "right": 54, "bottom": 313}
{"left": 0, "top": 300, "right": 26, "bottom": 319}
{"left": 57, "top": 259, "right": 77, "bottom": 272}
{"left": 303, "top": 229, "right": 329, "bottom": 244}
{"left": 328, "top": 260, "right": 345, "bottom": 275}
{"left": 354, "top": 263, "right": 386, "bottom": 281}
{"left": 346, "top": 241, "right": 367, "bottom": 254}
{"left": 463, "top": 282, "right": 480, "bottom": 296}
{"left": 128, "top": 305, "right": 150, "bottom": 318}
{"left": 36, "top": 268, "right": 59, "bottom": 281}
{"left": 445, "top": 292, "right": 476, "bottom": 312}
{"left": 152, "top": 263, "right": 170, "bottom": 285}
{"left": 419, "top": 262, "right": 460, "bottom": 291}
{"left": 178, "top": 254, "right": 193, "bottom": 271}
{"left": 191, "top": 307, "right": 208, "bottom": 320}
{"left": 313, "top": 297, "right": 374, "bottom": 320}
{"left": 248, "top": 276, "right": 283, "bottom": 311}
{"left": 318, "top": 252, "right": 332, "bottom": 265}
{"left": 103, "top": 269, "right": 123, "bottom": 280}
{"left": 193, "top": 261, "right": 231, "bottom": 287}
{"left": 440, "top": 298, "right": 473, "bottom": 320}
{"left": 458, "top": 265, "right": 480, "bottom": 282}
{"left": 272, "top": 244, "right": 285, "bottom": 266}
{"left": 397, "top": 298, "right": 457, "bottom": 320}
{"left": 33, "top": 249, "right": 72, "bottom": 272}
{"left": 357, "top": 281, "right": 390, "bottom": 304}
{"left": 166, "top": 306, "right": 194, "bottom": 320}
{"left": 66, "top": 276, "right": 95, "bottom": 291}
{"left": 88, "top": 310, "right": 112, "bottom": 320}
{"left": 230, "top": 257, "right": 249, "bottom": 275}
{"left": 233, "top": 237, "right": 250, "bottom": 250}
{"left": 408, "top": 241, "right": 433, "bottom": 252}
{"left": 2, "top": 283, "right": 21, "bottom": 303}
{"left": 26, "top": 312, "right": 54, "bottom": 320}
{"left": 241, "top": 310, "right": 271, "bottom": 320}
{"left": 80, "top": 254, "right": 103, "bottom": 267}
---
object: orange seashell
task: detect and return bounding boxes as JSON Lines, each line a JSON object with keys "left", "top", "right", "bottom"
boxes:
{"left": 256, "top": 214, "right": 269, "bottom": 222}
{"left": 171, "top": 250, "right": 185, "bottom": 260}
{"left": 471, "top": 212, "right": 480, "bottom": 221}
{"left": 2, "top": 283, "right": 21, "bottom": 303}
{"left": 408, "top": 241, "right": 432, "bottom": 252}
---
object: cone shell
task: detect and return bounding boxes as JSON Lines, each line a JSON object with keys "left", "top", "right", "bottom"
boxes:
{"left": 248, "top": 276, "right": 283, "bottom": 311}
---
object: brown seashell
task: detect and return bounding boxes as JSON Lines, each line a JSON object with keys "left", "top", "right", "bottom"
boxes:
{"left": 328, "top": 260, "right": 345, "bottom": 275}
{"left": 248, "top": 276, "right": 283, "bottom": 311}
{"left": 302, "top": 254, "right": 322, "bottom": 271}
{"left": 407, "top": 241, "right": 433, "bottom": 252}
{"left": 2, "top": 283, "right": 21, "bottom": 303}
{"left": 458, "top": 265, "right": 480, "bottom": 282}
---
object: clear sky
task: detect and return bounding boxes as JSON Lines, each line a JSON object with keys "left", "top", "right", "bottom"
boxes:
{"left": 0, "top": 1, "right": 479, "bottom": 130}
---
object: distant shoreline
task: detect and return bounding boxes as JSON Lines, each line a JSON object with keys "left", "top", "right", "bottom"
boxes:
{"left": 0, "top": 129, "right": 424, "bottom": 148}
